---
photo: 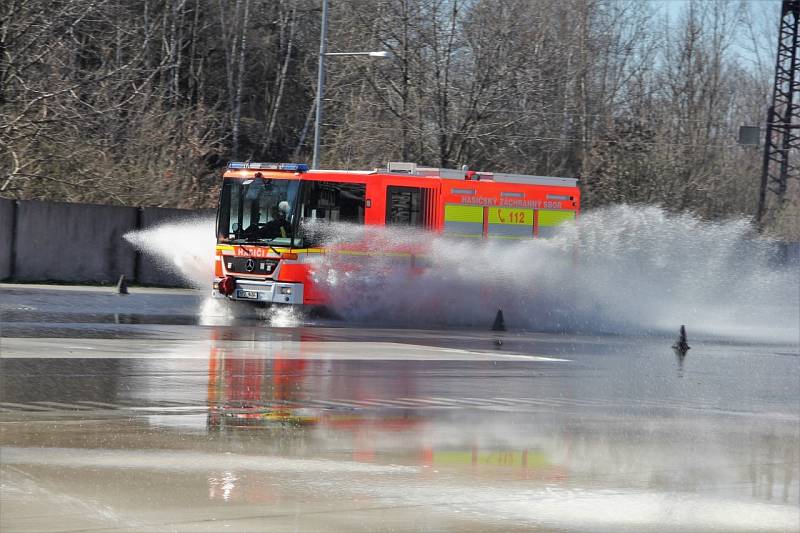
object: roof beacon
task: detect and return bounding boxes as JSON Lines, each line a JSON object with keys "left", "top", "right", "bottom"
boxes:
{"left": 227, "top": 162, "right": 309, "bottom": 172}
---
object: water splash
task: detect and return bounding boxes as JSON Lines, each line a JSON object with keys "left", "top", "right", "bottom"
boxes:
{"left": 310, "top": 205, "right": 798, "bottom": 341}
{"left": 257, "top": 305, "right": 304, "bottom": 328}
{"left": 198, "top": 296, "right": 242, "bottom": 326}
{"left": 124, "top": 219, "right": 216, "bottom": 288}
{"left": 124, "top": 206, "right": 799, "bottom": 341}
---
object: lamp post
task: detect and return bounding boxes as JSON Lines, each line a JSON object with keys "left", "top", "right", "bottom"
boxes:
{"left": 311, "top": 0, "right": 391, "bottom": 169}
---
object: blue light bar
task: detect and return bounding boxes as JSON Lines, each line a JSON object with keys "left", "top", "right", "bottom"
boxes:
{"left": 227, "top": 162, "right": 308, "bottom": 172}
{"left": 278, "top": 163, "right": 309, "bottom": 172}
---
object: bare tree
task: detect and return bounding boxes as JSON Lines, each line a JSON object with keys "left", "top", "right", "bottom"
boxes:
{"left": 0, "top": 0, "right": 778, "bottom": 224}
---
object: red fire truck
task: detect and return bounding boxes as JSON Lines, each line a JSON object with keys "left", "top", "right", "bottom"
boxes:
{"left": 213, "top": 161, "right": 580, "bottom": 305}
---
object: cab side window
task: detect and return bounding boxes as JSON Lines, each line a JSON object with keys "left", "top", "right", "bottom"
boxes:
{"left": 300, "top": 182, "right": 366, "bottom": 224}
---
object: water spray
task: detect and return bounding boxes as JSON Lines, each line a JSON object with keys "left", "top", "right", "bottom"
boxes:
{"left": 123, "top": 205, "right": 799, "bottom": 341}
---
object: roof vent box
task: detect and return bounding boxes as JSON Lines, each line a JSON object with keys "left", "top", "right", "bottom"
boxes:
{"left": 387, "top": 161, "right": 417, "bottom": 174}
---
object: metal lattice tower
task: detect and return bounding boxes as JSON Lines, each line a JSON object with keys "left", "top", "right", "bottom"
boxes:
{"left": 758, "top": 0, "right": 800, "bottom": 226}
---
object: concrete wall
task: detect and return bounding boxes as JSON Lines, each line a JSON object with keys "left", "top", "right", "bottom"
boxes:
{"left": 14, "top": 201, "right": 139, "bottom": 283}
{"left": 136, "top": 207, "right": 215, "bottom": 287}
{"left": 1, "top": 199, "right": 212, "bottom": 286}
{"left": 0, "top": 198, "right": 15, "bottom": 281}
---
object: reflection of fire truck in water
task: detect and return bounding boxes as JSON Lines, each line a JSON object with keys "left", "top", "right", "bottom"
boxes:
{"left": 213, "top": 161, "right": 580, "bottom": 305}
{"left": 205, "top": 338, "right": 568, "bottom": 490}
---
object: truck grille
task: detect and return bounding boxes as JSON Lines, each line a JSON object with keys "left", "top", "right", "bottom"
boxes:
{"left": 223, "top": 256, "right": 278, "bottom": 275}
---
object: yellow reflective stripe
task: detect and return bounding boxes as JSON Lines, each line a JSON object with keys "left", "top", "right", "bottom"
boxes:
{"left": 487, "top": 234, "right": 530, "bottom": 240}
{"left": 538, "top": 210, "right": 575, "bottom": 227}
{"left": 488, "top": 207, "right": 533, "bottom": 225}
{"left": 444, "top": 204, "right": 483, "bottom": 223}
{"left": 281, "top": 248, "right": 324, "bottom": 254}
{"left": 443, "top": 233, "right": 482, "bottom": 239}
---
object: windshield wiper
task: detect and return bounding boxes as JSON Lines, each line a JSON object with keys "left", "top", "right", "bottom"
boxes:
{"left": 228, "top": 237, "right": 286, "bottom": 256}
{"left": 262, "top": 238, "right": 287, "bottom": 256}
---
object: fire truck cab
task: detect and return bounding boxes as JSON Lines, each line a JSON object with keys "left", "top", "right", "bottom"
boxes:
{"left": 213, "top": 161, "right": 580, "bottom": 306}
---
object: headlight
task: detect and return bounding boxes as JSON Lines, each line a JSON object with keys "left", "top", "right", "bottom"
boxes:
{"left": 280, "top": 287, "right": 292, "bottom": 295}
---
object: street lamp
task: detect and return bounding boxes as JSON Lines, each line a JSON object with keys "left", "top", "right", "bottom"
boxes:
{"left": 311, "top": 0, "right": 391, "bottom": 169}
{"left": 325, "top": 51, "right": 392, "bottom": 58}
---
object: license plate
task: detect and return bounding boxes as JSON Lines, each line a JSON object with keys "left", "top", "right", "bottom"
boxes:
{"left": 237, "top": 290, "right": 259, "bottom": 299}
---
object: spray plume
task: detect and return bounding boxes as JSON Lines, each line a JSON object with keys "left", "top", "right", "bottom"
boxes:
{"left": 124, "top": 206, "right": 799, "bottom": 341}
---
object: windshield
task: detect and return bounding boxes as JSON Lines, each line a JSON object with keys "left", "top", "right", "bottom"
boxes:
{"left": 217, "top": 177, "right": 300, "bottom": 246}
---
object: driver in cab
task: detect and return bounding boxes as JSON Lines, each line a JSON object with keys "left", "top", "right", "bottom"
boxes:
{"left": 244, "top": 201, "right": 291, "bottom": 240}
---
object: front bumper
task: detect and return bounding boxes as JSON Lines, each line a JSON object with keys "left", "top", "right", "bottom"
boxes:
{"left": 212, "top": 278, "right": 304, "bottom": 305}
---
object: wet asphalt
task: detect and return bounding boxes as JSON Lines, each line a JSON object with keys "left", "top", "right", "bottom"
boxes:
{"left": 0, "top": 285, "right": 798, "bottom": 532}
